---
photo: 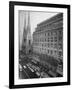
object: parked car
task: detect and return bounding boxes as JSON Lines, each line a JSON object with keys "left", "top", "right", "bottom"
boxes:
{"left": 27, "top": 65, "right": 34, "bottom": 72}
{"left": 41, "top": 71, "right": 49, "bottom": 78}
{"left": 23, "top": 65, "right": 27, "bottom": 69}
{"left": 36, "top": 71, "right": 40, "bottom": 77}
{"left": 19, "top": 64, "right": 22, "bottom": 71}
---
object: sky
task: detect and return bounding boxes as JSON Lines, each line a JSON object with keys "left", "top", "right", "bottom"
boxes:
{"left": 19, "top": 10, "right": 59, "bottom": 48}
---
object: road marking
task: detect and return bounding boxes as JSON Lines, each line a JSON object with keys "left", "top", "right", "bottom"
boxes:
{"left": 23, "top": 68, "right": 30, "bottom": 78}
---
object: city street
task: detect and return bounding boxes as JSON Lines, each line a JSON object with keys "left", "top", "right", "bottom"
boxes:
{"left": 19, "top": 51, "right": 63, "bottom": 79}
{"left": 19, "top": 63, "right": 39, "bottom": 79}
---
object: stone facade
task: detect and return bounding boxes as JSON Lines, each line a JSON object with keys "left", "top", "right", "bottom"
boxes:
{"left": 33, "top": 13, "right": 63, "bottom": 75}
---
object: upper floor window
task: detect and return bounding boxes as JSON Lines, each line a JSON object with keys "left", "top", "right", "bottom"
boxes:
{"left": 54, "top": 50, "right": 57, "bottom": 55}
{"left": 45, "top": 38, "right": 46, "bottom": 41}
{"left": 51, "top": 37, "right": 53, "bottom": 42}
{"left": 51, "top": 32, "right": 53, "bottom": 36}
{"left": 58, "top": 43, "right": 62, "bottom": 49}
{"left": 48, "top": 43, "right": 50, "bottom": 47}
{"left": 48, "top": 32, "right": 50, "bottom": 36}
{"left": 41, "top": 44, "right": 42, "bottom": 47}
{"left": 24, "top": 39, "right": 26, "bottom": 42}
{"left": 45, "top": 33, "right": 46, "bottom": 36}
{"left": 54, "top": 43, "right": 57, "bottom": 48}
{"left": 54, "top": 32, "right": 57, "bottom": 36}
{"left": 59, "top": 31, "right": 62, "bottom": 36}
{"left": 58, "top": 51, "right": 62, "bottom": 57}
{"left": 48, "top": 50, "right": 49, "bottom": 53}
{"left": 58, "top": 36, "right": 62, "bottom": 41}
{"left": 48, "top": 38, "right": 50, "bottom": 42}
{"left": 51, "top": 43, "right": 53, "bottom": 47}
{"left": 51, "top": 50, "right": 53, "bottom": 54}
{"left": 54, "top": 37, "right": 57, "bottom": 42}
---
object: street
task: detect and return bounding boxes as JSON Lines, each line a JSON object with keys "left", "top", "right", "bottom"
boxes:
{"left": 19, "top": 63, "right": 39, "bottom": 79}
{"left": 19, "top": 52, "right": 62, "bottom": 79}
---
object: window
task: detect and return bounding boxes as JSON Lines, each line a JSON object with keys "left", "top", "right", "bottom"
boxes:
{"left": 45, "top": 33, "right": 46, "bottom": 36}
{"left": 58, "top": 36, "right": 62, "bottom": 41}
{"left": 58, "top": 51, "right": 62, "bottom": 57}
{"left": 54, "top": 50, "right": 57, "bottom": 54}
{"left": 48, "top": 38, "right": 49, "bottom": 42}
{"left": 51, "top": 43, "right": 53, "bottom": 47}
{"left": 42, "top": 44, "right": 43, "bottom": 47}
{"left": 24, "top": 38, "right": 26, "bottom": 42}
{"left": 45, "top": 44, "right": 46, "bottom": 47}
{"left": 39, "top": 39, "right": 41, "bottom": 42}
{"left": 48, "top": 50, "right": 49, "bottom": 53}
{"left": 54, "top": 43, "right": 57, "bottom": 48}
{"left": 48, "top": 32, "right": 50, "bottom": 36}
{"left": 54, "top": 32, "right": 57, "bottom": 36}
{"left": 58, "top": 43, "right": 62, "bottom": 49}
{"left": 59, "top": 31, "right": 62, "bottom": 35}
{"left": 45, "top": 38, "right": 46, "bottom": 41}
{"left": 54, "top": 37, "right": 57, "bottom": 42}
{"left": 29, "top": 40, "right": 30, "bottom": 45}
{"left": 51, "top": 32, "right": 53, "bottom": 35}
{"left": 51, "top": 37, "right": 53, "bottom": 42}
{"left": 42, "top": 38, "right": 43, "bottom": 42}
{"left": 48, "top": 43, "right": 50, "bottom": 47}
{"left": 51, "top": 50, "right": 53, "bottom": 54}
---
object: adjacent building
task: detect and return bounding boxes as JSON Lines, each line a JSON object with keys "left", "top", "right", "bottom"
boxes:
{"left": 33, "top": 13, "right": 63, "bottom": 76}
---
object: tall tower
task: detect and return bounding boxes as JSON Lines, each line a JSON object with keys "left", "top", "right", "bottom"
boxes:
{"left": 26, "top": 12, "right": 31, "bottom": 53}
{"left": 22, "top": 11, "right": 31, "bottom": 54}
{"left": 22, "top": 12, "right": 27, "bottom": 53}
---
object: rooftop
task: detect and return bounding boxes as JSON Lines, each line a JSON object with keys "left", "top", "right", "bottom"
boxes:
{"left": 37, "top": 13, "right": 63, "bottom": 27}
